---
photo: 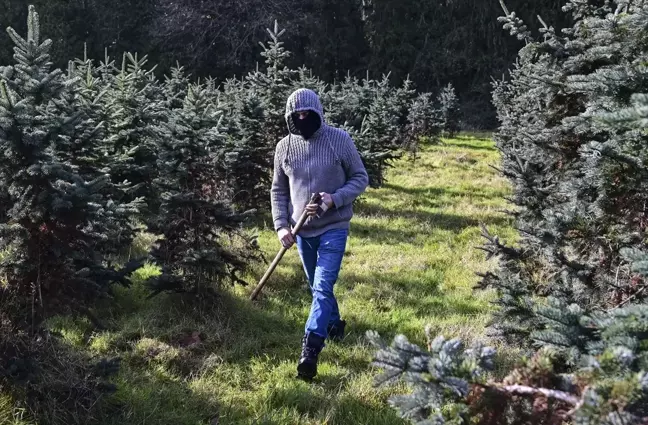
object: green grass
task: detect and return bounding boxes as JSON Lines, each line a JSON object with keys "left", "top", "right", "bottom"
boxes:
{"left": 49, "top": 135, "right": 517, "bottom": 425}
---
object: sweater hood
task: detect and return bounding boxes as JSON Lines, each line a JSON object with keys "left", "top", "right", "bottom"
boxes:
{"left": 285, "top": 88, "right": 325, "bottom": 135}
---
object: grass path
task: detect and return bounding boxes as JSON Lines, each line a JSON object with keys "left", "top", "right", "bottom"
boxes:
{"left": 53, "top": 135, "right": 516, "bottom": 425}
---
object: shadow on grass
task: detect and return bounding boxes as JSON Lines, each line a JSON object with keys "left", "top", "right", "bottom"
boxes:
{"left": 350, "top": 209, "right": 509, "bottom": 244}
{"left": 103, "top": 363, "right": 240, "bottom": 425}
{"left": 340, "top": 275, "right": 487, "bottom": 337}
{"left": 92, "top": 285, "right": 308, "bottom": 423}
{"left": 379, "top": 182, "right": 507, "bottom": 200}
{"left": 444, "top": 141, "right": 497, "bottom": 152}
{"left": 330, "top": 393, "right": 409, "bottom": 425}
{"left": 449, "top": 134, "right": 496, "bottom": 146}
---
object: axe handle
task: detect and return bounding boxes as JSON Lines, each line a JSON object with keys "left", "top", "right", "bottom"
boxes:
{"left": 249, "top": 194, "right": 321, "bottom": 301}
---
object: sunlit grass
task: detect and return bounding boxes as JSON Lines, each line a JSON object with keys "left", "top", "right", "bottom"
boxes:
{"left": 45, "top": 134, "right": 516, "bottom": 425}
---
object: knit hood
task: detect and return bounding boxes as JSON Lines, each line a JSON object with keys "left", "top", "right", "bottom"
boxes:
{"left": 285, "top": 88, "right": 325, "bottom": 136}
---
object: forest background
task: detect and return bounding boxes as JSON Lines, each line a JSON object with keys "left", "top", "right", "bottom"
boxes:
{"left": 0, "top": 0, "right": 569, "bottom": 130}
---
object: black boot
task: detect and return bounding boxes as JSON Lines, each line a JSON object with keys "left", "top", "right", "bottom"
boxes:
{"left": 296, "top": 333, "right": 325, "bottom": 381}
{"left": 327, "top": 319, "right": 346, "bottom": 342}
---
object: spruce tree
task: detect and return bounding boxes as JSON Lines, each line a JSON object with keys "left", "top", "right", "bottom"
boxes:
{"left": 216, "top": 90, "right": 272, "bottom": 210}
{"left": 439, "top": 82, "right": 460, "bottom": 138}
{"left": 146, "top": 84, "right": 260, "bottom": 296}
{"left": 406, "top": 92, "right": 443, "bottom": 149}
{"left": 361, "top": 74, "right": 404, "bottom": 186}
{"left": 102, "top": 52, "right": 166, "bottom": 220}
{"left": 163, "top": 63, "right": 190, "bottom": 110}
{"left": 392, "top": 76, "right": 417, "bottom": 140}
{"left": 0, "top": 10, "right": 138, "bottom": 421}
{"left": 0, "top": 5, "right": 141, "bottom": 328}
{"left": 481, "top": 0, "right": 648, "bottom": 343}
{"left": 245, "top": 21, "right": 297, "bottom": 158}
{"left": 369, "top": 2, "right": 648, "bottom": 423}
{"left": 293, "top": 65, "right": 328, "bottom": 95}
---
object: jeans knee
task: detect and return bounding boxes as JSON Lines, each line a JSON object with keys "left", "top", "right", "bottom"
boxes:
{"left": 312, "top": 286, "right": 335, "bottom": 300}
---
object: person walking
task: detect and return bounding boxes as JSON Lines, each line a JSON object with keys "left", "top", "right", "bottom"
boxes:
{"left": 270, "top": 88, "right": 369, "bottom": 381}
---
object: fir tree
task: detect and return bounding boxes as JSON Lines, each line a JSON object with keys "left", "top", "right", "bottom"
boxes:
{"left": 405, "top": 92, "right": 443, "bottom": 158}
{"left": 370, "top": 2, "right": 648, "bottom": 423}
{"left": 146, "top": 84, "right": 261, "bottom": 296}
{"left": 102, "top": 52, "right": 166, "bottom": 220}
{"left": 293, "top": 65, "right": 328, "bottom": 95}
{"left": 245, "top": 21, "right": 297, "bottom": 162}
{"left": 217, "top": 89, "right": 272, "bottom": 210}
{"left": 340, "top": 117, "right": 398, "bottom": 189}
{"left": 163, "top": 63, "right": 190, "bottom": 110}
{"left": 322, "top": 72, "right": 375, "bottom": 131}
{"left": 481, "top": 0, "right": 648, "bottom": 343}
{"left": 361, "top": 74, "right": 404, "bottom": 186}
{"left": 368, "top": 298, "right": 648, "bottom": 424}
{"left": 0, "top": 5, "right": 141, "bottom": 328}
{"left": 392, "top": 75, "right": 417, "bottom": 139}
{"left": 439, "top": 82, "right": 460, "bottom": 138}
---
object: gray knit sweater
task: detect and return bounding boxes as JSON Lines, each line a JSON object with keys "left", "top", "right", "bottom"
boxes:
{"left": 270, "top": 88, "right": 369, "bottom": 238}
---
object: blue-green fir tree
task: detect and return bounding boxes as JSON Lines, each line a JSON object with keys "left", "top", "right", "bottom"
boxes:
{"left": 369, "top": 1, "right": 648, "bottom": 423}
{"left": 102, "top": 52, "right": 166, "bottom": 220}
{"left": 145, "top": 84, "right": 261, "bottom": 296}
{"left": 439, "top": 82, "right": 460, "bottom": 138}
{"left": 0, "top": 5, "right": 142, "bottom": 330}
{"left": 217, "top": 89, "right": 273, "bottom": 210}
{"left": 0, "top": 7, "right": 139, "bottom": 422}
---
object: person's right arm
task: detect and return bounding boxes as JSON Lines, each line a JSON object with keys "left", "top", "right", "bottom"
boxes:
{"left": 270, "top": 143, "right": 295, "bottom": 248}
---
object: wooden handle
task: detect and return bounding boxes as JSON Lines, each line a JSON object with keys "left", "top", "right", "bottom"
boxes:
{"left": 250, "top": 193, "right": 322, "bottom": 301}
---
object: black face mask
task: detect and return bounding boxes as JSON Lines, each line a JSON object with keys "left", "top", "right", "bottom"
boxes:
{"left": 291, "top": 112, "right": 321, "bottom": 139}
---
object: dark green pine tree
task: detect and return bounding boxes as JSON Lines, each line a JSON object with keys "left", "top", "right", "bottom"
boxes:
{"left": 146, "top": 84, "right": 260, "bottom": 296}
{"left": 293, "top": 65, "right": 328, "bottom": 95}
{"left": 340, "top": 117, "right": 398, "bottom": 189}
{"left": 369, "top": 2, "right": 648, "bottom": 424}
{"left": 401, "top": 85, "right": 442, "bottom": 161}
{"left": 0, "top": 5, "right": 141, "bottom": 329}
{"left": 368, "top": 298, "right": 648, "bottom": 424}
{"left": 217, "top": 89, "right": 272, "bottom": 210}
{"left": 438, "top": 82, "right": 460, "bottom": 138}
{"left": 361, "top": 74, "right": 403, "bottom": 187}
{"left": 102, "top": 52, "right": 166, "bottom": 220}
{"left": 245, "top": 21, "right": 298, "bottom": 160}
{"left": 162, "top": 63, "right": 190, "bottom": 110}
{"left": 406, "top": 92, "right": 443, "bottom": 151}
{"left": 480, "top": 0, "right": 648, "bottom": 344}
{"left": 392, "top": 75, "right": 417, "bottom": 141}
{"left": 322, "top": 72, "right": 374, "bottom": 131}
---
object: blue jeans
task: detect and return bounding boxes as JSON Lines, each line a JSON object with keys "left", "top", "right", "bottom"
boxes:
{"left": 296, "top": 228, "right": 348, "bottom": 338}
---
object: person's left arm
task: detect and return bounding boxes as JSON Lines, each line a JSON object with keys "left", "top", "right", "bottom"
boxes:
{"left": 328, "top": 134, "right": 369, "bottom": 209}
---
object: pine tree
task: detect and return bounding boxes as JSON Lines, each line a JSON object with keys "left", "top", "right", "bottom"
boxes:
{"left": 216, "top": 89, "right": 272, "bottom": 210}
{"left": 368, "top": 298, "right": 648, "bottom": 424}
{"left": 369, "top": 2, "right": 648, "bottom": 423}
{"left": 102, "top": 52, "right": 166, "bottom": 220}
{"left": 245, "top": 21, "right": 298, "bottom": 161}
{"left": 146, "top": 84, "right": 261, "bottom": 296}
{"left": 439, "top": 82, "right": 460, "bottom": 138}
{"left": 392, "top": 75, "right": 417, "bottom": 139}
{"left": 481, "top": 0, "right": 648, "bottom": 343}
{"left": 322, "top": 72, "right": 375, "bottom": 131}
{"left": 293, "top": 65, "right": 328, "bottom": 95}
{"left": 405, "top": 92, "right": 443, "bottom": 158}
{"left": 0, "top": 5, "right": 141, "bottom": 328}
{"left": 163, "top": 63, "right": 190, "bottom": 110}
{"left": 361, "top": 74, "right": 403, "bottom": 186}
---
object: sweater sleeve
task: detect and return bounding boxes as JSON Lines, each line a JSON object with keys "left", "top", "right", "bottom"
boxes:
{"left": 330, "top": 133, "right": 369, "bottom": 208}
{"left": 270, "top": 142, "right": 290, "bottom": 231}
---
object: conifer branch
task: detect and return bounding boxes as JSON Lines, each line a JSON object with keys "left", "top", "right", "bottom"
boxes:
{"left": 486, "top": 383, "right": 580, "bottom": 405}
